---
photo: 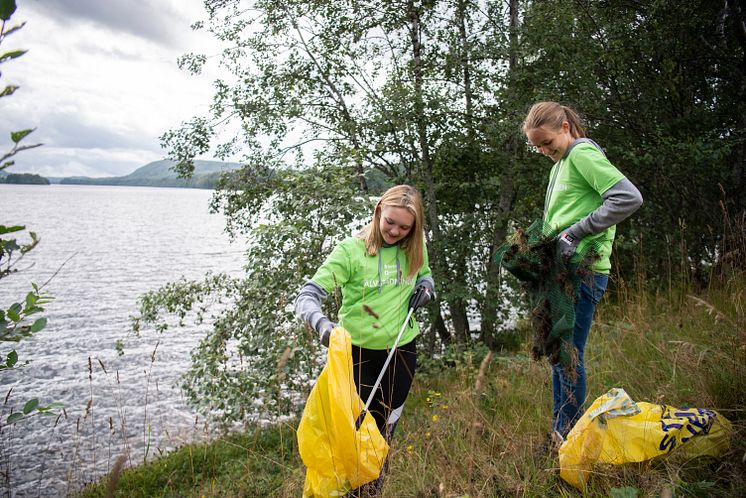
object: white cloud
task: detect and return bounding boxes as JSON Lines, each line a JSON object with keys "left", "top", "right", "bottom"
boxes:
{"left": 27, "top": 0, "right": 194, "bottom": 48}
{"left": 1, "top": 0, "right": 224, "bottom": 177}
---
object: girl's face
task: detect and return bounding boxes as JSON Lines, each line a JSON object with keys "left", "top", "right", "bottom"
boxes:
{"left": 379, "top": 206, "right": 414, "bottom": 245}
{"left": 526, "top": 121, "right": 575, "bottom": 162}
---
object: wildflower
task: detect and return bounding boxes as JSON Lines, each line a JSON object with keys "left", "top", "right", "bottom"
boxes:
{"left": 406, "top": 445, "right": 413, "bottom": 454}
{"left": 431, "top": 414, "right": 439, "bottom": 422}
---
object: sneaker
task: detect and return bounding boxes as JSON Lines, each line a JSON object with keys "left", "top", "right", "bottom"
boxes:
{"left": 549, "top": 430, "right": 565, "bottom": 455}
{"left": 539, "top": 430, "right": 565, "bottom": 457}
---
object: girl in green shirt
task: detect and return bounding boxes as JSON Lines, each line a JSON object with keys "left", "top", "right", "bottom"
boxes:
{"left": 522, "top": 101, "right": 642, "bottom": 447}
{"left": 295, "top": 184, "right": 435, "bottom": 494}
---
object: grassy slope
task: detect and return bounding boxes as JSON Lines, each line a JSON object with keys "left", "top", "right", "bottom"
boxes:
{"left": 78, "top": 278, "right": 746, "bottom": 498}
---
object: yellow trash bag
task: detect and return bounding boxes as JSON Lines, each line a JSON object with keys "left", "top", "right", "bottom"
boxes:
{"left": 560, "top": 388, "right": 732, "bottom": 490}
{"left": 297, "top": 327, "right": 389, "bottom": 497}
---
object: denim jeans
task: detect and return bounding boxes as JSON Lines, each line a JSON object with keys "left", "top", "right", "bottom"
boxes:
{"left": 551, "top": 272, "right": 608, "bottom": 437}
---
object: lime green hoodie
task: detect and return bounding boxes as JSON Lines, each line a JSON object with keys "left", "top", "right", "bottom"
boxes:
{"left": 544, "top": 142, "right": 626, "bottom": 273}
{"left": 311, "top": 236, "right": 433, "bottom": 350}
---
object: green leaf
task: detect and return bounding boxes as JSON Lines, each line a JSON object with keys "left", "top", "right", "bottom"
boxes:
{"left": 6, "top": 350, "right": 17, "bottom": 367}
{"left": 22, "top": 398, "right": 39, "bottom": 415}
{"left": 38, "top": 402, "right": 64, "bottom": 411}
{"left": 30, "top": 317, "right": 46, "bottom": 332}
{"left": 24, "top": 306, "right": 42, "bottom": 315}
{"left": 6, "top": 305, "right": 21, "bottom": 322}
{"left": 0, "top": 225, "right": 24, "bottom": 234}
{"left": 0, "top": 49, "right": 26, "bottom": 64}
{"left": 6, "top": 412, "right": 23, "bottom": 425}
{"left": 0, "top": 84, "right": 18, "bottom": 98}
{"left": 0, "top": 21, "right": 24, "bottom": 37}
{"left": 3, "top": 239, "right": 20, "bottom": 252}
{"left": 0, "top": 0, "right": 17, "bottom": 21}
{"left": 25, "top": 292, "right": 37, "bottom": 309}
{"left": 10, "top": 128, "right": 34, "bottom": 143}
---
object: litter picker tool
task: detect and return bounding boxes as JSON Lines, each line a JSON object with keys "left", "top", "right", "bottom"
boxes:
{"left": 354, "top": 306, "right": 415, "bottom": 430}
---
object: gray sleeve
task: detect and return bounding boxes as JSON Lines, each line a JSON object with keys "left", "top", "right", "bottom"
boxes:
{"left": 294, "top": 281, "right": 330, "bottom": 332}
{"left": 415, "top": 275, "right": 435, "bottom": 292}
{"left": 571, "top": 178, "right": 643, "bottom": 237}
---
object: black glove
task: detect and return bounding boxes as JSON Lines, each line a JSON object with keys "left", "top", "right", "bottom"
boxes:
{"left": 557, "top": 225, "right": 583, "bottom": 260}
{"left": 316, "top": 317, "right": 336, "bottom": 348}
{"left": 408, "top": 285, "right": 434, "bottom": 312}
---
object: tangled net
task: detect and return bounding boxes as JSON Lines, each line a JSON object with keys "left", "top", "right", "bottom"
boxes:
{"left": 495, "top": 220, "right": 599, "bottom": 378}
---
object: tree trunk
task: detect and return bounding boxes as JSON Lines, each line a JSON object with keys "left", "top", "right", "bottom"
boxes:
{"left": 479, "top": 0, "right": 519, "bottom": 347}
{"left": 438, "top": 0, "right": 476, "bottom": 345}
{"left": 479, "top": 148, "right": 516, "bottom": 347}
{"left": 407, "top": 0, "right": 452, "bottom": 346}
{"left": 457, "top": 0, "right": 474, "bottom": 137}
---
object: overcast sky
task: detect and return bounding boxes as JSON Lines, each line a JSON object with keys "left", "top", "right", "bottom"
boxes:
{"left": 2, "top": 0, "right": 224, "bottom": 178}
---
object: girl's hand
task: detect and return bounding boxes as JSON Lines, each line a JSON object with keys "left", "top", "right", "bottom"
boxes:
{"left": 557, "top": 226, "right": 583, "bottom": 259}
{"left": 316, "top": 317, "right": 336, "bottom": 347}
{"left": 408, "top": 285, "right": 434, "bottom": 311}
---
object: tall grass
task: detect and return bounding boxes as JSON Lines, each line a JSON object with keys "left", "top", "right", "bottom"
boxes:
{"left": 75, "top": 270, "right": 745, "bottom": 497}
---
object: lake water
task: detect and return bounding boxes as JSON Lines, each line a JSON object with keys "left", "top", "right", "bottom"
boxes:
{"left": 0, "top": 184, "right": 246, "bottom": 497}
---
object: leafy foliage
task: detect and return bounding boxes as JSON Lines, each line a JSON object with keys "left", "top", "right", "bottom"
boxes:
{"left": 0, "top": 0, "right": 62, "bottom": 433}
{"left": 144, "top": 0, "right": 746, "bottom": 422}
{"left": 0, "top": 282, "right": 52, "bottom": 343}
{"left": 0, "top": 0, "right": 41, "bottom": 171}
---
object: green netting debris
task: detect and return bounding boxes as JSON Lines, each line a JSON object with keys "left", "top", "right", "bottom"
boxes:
{"left": 495, "top": 220, "right": 599, "bottom": 376}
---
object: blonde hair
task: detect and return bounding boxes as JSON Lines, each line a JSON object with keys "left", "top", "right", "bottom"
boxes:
{"left": 361, "top": 185, "right": 425, "bottom": 278}
{"left": 521, "top": 101, "right": 586, "bottom": 139}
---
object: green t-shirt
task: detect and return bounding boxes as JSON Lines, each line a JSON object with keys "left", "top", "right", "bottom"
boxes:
{"left": 544, "top": 142, "right": 625, "bottom": 273}
{"left": 311, "top": 236, "right": 432, "bottom": 350}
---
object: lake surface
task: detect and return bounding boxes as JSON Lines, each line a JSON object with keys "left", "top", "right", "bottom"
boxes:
{"left": 0, "top": 185, "right": 246, "bottom": 497}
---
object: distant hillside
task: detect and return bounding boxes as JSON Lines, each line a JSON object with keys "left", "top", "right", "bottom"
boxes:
{"left": 59, "top": 160, "right": 241, "bottom": 189}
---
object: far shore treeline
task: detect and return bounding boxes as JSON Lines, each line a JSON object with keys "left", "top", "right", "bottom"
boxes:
{"left": 0, "top": 172, "right": 49, "bottom": 184}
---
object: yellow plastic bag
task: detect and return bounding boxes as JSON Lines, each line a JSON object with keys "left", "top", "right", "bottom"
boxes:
{"left": 560, "top": 388, "right": 732, "bottom": 490}
{"left": 297, "top": 327, "right": 389, "bottom": 497}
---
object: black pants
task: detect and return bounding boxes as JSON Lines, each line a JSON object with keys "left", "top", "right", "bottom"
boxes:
{"left": 351, "top": 339, "right": 418, "bottom": 439}
{"left": 346, "top": 339, "right": 417, "bottom": 497}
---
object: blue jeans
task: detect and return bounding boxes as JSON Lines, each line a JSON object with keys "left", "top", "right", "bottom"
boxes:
{"left": 551, "top": 272, "right": 608, "bottom": 437}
